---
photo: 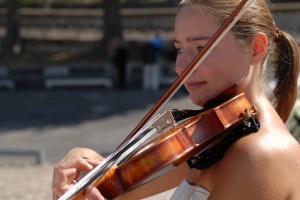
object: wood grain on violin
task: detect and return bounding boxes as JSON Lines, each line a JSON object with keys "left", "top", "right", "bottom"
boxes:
{"left": 71, "top": 93, "right": 257, "bottom": 200}
{"left": 59, "top": 0, "right": 256, "bottom": 198}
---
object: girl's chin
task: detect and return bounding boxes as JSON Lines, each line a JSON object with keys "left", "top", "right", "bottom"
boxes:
{"left": 190, "top": 96, "right": 207, "bottom": 108}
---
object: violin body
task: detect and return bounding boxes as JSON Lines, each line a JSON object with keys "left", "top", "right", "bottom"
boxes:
{"left": 72, "top": 93, "right": 257, "bottom": 199}
{"left": 57, "top": 0, "right": 256, "bottom": 198}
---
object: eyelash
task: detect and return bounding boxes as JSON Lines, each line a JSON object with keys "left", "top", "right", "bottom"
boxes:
{"left": 175, "top": 48, "right": 183, "bottom": 54}
{"left": 175, "top": 46, "right": 204, "bottom": 54}
{"left": 197, "top": 46, "right": 204, "bottom": 51}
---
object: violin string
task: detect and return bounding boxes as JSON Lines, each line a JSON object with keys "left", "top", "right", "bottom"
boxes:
{"left": 124, "top": 0, "right": 254, "bottom": 145}
{"left": 59, "top": 117, "right": 161, "bottom": 200}
{"left": 60, "top": 1, "right": 256, "bottom": 199}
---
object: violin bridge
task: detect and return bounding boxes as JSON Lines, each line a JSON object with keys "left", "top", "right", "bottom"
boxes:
{"left": 150, "top": 111, "right": 177, "bottom": 134}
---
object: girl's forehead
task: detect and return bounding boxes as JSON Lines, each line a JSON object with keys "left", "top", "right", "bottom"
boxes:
{"left": 175, "top": 7, "right": 220, "bottom": 34}
{"left": 177, "top": 6, "right": 205, "bottom": 16}
{"left": 176, "top": 6, "right": 217, "bottom": 25}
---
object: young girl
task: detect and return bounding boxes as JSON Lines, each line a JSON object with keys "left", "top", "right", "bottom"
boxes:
{"left": 52, "top": 0, "right": 300, "bottom": 199}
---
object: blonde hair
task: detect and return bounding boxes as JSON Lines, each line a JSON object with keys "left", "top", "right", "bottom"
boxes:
{"left": 178, "top": 0, "right": 300, "bottom": 122}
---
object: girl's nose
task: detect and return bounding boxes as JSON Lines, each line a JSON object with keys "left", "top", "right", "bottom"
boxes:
{"left": 175, "top": 61, "right": 185, "bottom": 76}
{"left": 175, "top": 53, "right": 193, "bottom": 76}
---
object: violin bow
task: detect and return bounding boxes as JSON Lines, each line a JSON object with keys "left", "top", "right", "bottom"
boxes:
{"left": 58, "top": 1, "right": 256, "bottom": 199}
{"left": 121, "top": 0, "right": 255, "bottom": 145}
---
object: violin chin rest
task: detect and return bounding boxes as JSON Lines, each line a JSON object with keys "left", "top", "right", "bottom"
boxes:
{"left": 204, "top": 84, "right": 238, "bottom": 109}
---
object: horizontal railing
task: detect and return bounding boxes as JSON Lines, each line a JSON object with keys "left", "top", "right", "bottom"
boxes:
{"left": 0, "top": 2, "right": 299, "bottom": 17}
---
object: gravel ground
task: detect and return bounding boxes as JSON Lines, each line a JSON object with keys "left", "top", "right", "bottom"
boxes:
{"left": 0, "top": 90, "right": 189, "bottom": 200}
{"left": 0, "top": 164, "right": 53, "bottom": 200}
{"left": 1, "top": 74, "right": 300, "bottom": 200}
{"left": 0, "top": 163, "right": 175, "bottom": 200}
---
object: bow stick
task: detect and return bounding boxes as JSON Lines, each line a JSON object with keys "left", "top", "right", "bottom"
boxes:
{"left": 122, "top": 0, "right": 255, "bottom": 145}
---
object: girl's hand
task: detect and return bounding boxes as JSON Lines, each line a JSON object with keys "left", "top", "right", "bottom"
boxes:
{"left": 52, "top": 148, "right": 105, "bottom": 200}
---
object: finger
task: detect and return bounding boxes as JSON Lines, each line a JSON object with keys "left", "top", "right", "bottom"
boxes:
{"left": 61, "top": 148, "right": 104, "bottom": 167}
{"left": 52, "top": 182, "right": 75, "bottom": 198}
{"left": 53, "top": 167, "right": 77, "bottom": 184}
{"left": 85, "top": 186, "right": 105, "bottom": 200}
{"left": 59, "top": 156, "right": 90, "bottom": 169}
{"left": 80, "top": 157, "right": 102, "bottom": 171}
{"left": 77, "top": 157, "right": 102, "bottom": 181}
{"left": 52, "top": 193, "right": 59, "bottom": 200}
{"left": 52, "top": 167, "right": 77, "bottom": 196}
{"left": 56, "top": 157, "right": 94, "bottom": 181}
{"left": 52, "top": 148, "right": 104, "bottom": 198}
{"left": 52, "top": 159, "right": 101, "bottom": 196}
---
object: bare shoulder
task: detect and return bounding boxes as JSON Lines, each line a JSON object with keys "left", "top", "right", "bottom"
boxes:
{"left": 210, "top": 127, "right": 300, "bottom": 200}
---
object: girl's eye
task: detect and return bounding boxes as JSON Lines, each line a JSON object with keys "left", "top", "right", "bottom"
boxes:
{"left": 197, "top": 46, "right": 204, "bottom": 52}
{"left": 175, "top": 48, "right": 183, "bottom": 54}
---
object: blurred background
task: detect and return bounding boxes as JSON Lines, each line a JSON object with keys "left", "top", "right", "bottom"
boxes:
{"left": 0, "top": 0, "right": 299, "bottom": 199}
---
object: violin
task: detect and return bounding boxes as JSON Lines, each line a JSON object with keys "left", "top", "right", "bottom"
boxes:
{"left": 61, "top": 92, "right": 258, "bottom": 200}
{"left": 92, "top": 93, "right": 257, "bottom": 200}
{"left": 58, "top": 0, "right": 256, "bottom": 199}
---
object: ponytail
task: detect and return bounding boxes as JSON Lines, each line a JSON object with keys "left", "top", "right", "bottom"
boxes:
{"left": 177, "top": 0, "right": 299, "bottom": 122}
{"left": 273, "top": 30, "right": 300, "bottom": 122}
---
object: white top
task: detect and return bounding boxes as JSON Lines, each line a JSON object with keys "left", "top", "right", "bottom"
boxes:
{"left": 170, "top": 180, "right": 210, "bottom": 200}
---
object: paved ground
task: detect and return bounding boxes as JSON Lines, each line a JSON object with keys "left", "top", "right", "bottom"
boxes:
{"left": 0, "top": 87, "right": 192, "bottom": 200}
{"left": 1, "top": 85, "right": 299, "bottom": 200}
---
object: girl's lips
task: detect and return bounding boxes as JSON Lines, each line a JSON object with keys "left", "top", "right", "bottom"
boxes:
{"left": 185, "top": 81, "right": 207, "bottom": 90}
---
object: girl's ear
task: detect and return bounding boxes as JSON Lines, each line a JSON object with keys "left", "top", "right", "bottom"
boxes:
{"left": 250, "top": 32, "right": 268, "bottom": 65}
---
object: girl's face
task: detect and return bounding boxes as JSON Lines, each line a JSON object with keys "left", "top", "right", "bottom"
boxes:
{"left": 174, "top": 6, "right": 253, "bottom": 107}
